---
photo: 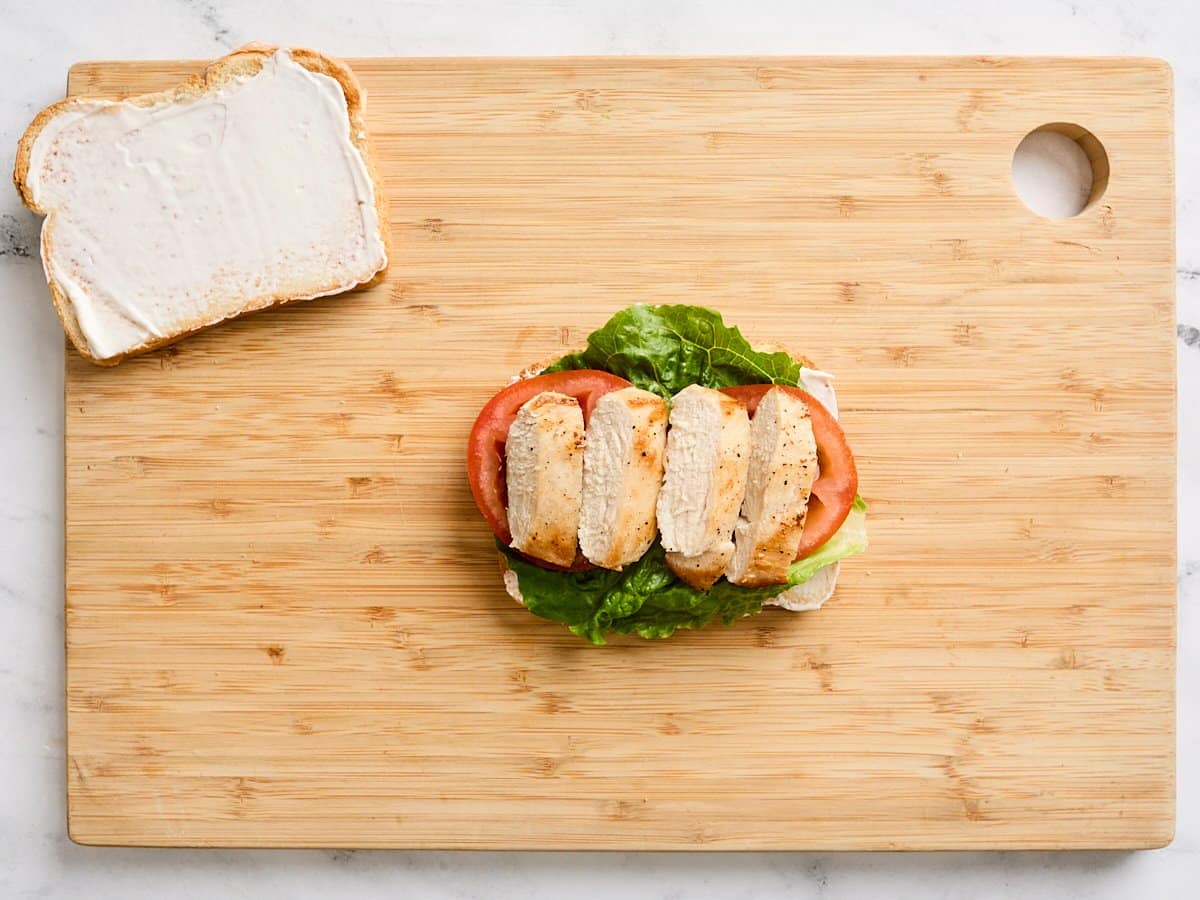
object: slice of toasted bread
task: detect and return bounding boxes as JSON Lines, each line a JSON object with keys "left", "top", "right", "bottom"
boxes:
{"left": 13, "top": 43, "right": 390, "bottom": 365}
{"left": 497, "top": 344, "right": 843, "bottom": 617}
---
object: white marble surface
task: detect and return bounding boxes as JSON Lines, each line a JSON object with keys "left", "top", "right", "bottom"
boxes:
{"left": 1, "top": 0, "right": 1196, "bottom": 896}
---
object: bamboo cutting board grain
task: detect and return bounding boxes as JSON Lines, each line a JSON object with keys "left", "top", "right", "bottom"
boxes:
{"left": 63, "top": 57, "right": 1175, "bottom": 849}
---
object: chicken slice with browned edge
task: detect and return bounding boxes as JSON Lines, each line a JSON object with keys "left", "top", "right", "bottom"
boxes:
{"left": 579, "top": 387, "right": 669, "bottom": 570}
{"left": 656, "top": 385, "right": 751, "bottom": 589}
{"left": 505, "top": 391, "right": 585, "bottom": 567}
{"left": 727, "top": 386, "right": 818, "bottom": 586}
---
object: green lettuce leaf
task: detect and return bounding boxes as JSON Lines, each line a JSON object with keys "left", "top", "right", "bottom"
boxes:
{"left": 502, "top": 501, "right": 869, "bottom": 645}
{"left": 786, "top": 494, "right": 869, "bottom": 584}
{"left": 544, "top": 304, "right": 804, "bottom": 400}
{"left": 505, "top": 304, "right": 867, "bottom": 644}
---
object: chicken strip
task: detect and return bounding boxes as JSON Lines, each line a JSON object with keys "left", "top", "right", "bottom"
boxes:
{"left": 727, "top": 386, "right": 818, "bottom": 587}
{"left": 657, "top": 385, "right": 751, "bottom": 589}
{"left": 505, "top": 391, "right": 585, "bottom": 566}
{"left": 579, "top": 387, "right": 668, "bottom": 570}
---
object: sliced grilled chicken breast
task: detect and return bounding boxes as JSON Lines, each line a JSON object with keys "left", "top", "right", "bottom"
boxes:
{"left": 726, "top": 386, "right": 818, "bottom": 586}
{"left": 505, "top": 391, "right": 585, "bottom": 567}
{"left": 657, "top": 385, "right": 751, "bottom": 589}
{"left": 579, "top": 387, "right": 668, "bottom": 570}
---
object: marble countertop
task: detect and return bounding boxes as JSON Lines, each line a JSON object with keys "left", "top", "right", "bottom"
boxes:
{"left": 1, "top": 0, "right": 1195, "bottom": 896}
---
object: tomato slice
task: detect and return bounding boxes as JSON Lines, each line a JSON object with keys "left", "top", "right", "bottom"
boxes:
{"left": 467, "top": 370, "right": 633, "bottom": 569}
{"left": 720, "top": 384, "right": 858, "bottom": 559}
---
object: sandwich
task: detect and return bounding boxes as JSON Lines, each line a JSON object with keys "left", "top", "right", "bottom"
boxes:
{"left": 13, "top": 43, "right": 389, "bottom": 365}
{"left": 466, "top": 304, "right": 867, "bottom": 644}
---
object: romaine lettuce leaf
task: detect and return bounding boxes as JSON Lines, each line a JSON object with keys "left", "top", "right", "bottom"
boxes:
{"left": 502, "top": 501, "right": 868, "bottom": 644}
{"left": 504, "top": 304, "right": 867, "bottom": 644}
{"left": 785, "top": 494, "right": 868, "bottom": 585}
{"left": 544, "top": 304, "right": 805, "bottom": 400}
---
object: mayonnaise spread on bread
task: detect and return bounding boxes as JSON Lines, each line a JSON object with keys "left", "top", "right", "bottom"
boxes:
{"left": 25, "top": 49, "right": 386, "bottom": 361}
{"left": 798, "top": 368, "right": 838, "bottom": 419}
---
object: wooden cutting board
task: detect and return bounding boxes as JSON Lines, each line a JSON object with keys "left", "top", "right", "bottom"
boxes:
{"left": 63, "top": 57, "right": 1175, "bottom": 849}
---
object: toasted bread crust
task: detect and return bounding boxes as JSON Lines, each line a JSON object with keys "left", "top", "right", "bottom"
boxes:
{"left": 13, "top": 43, "right": 391, "bottom": 366}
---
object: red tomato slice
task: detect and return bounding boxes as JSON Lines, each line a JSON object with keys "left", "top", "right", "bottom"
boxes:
{"left": 467, "top": 370, "right": 633, "bottom": 570}
{"left": 720, "top": 384, "right": 858, "bottom": 559}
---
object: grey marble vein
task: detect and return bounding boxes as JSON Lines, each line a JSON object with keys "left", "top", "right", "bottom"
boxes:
{"left": 0, "top": 212, "right": 35, "bottom": 260}
{"left": 181, "top": 0, "right": 237, "bottom": 49}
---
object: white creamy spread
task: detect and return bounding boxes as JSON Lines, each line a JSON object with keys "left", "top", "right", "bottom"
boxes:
{"left": 798, "top": 367, "right": 838, "bottom": 419}
{"left": 769, "top": 561, "right": 841, "bottom": 611}
{"left": 502, "top": 569, "right": 525, "bottom": 606}
{"left": 26, "top": 49, "right": 386, "bottom": 360}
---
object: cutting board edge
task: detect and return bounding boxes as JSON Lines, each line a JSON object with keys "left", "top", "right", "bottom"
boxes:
{"left": 64, "top": 826, "right": 1178, "bottom": 852}
{"left": 60, "top": 53, "right": 1178, "bottom": 852}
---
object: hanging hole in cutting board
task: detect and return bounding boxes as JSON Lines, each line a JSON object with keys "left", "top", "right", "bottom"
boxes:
{"left": 1011, "top": 123, "right": 1109, "bottom": 219}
